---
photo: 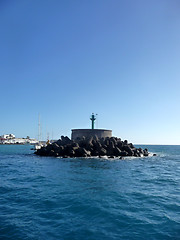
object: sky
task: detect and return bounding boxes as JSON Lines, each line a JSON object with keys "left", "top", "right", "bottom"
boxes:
{"left": 0, "top": 0, "right": 180, "bottom": 144}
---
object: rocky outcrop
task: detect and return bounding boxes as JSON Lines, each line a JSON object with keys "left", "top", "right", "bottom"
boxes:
{"left": 35, "top": 135, "right": 150, "bottom": 158}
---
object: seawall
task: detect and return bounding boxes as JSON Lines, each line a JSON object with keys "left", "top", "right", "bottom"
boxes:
{"left": 71, "top": 129, "right": 112, "bottom": 140}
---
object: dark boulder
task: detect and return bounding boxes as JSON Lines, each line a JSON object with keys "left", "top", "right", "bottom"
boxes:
{"left": 75, "top": 147, "right": 91, "bottom": 157}
{"left": 57, "top": 146, "right": 64, "bottom": 155}
{"left": 56, "top": 139, "right": 62, "bottom": 146}
{"left": 119, "top": 151, "right": 128, "bottom": 157}
{"left": 106, "top": 145, "right": 115, "bottom": 156}
{"left": 35, "top": 147, "right": 47, "bottom": 156}
{"left": 93, "top": 141, "right": 102, "bottom": 151}
{"left": 122, "top": 145, "right": 133, "bottom": 156}
{"left": 99, "top": 147, "right": 107, "bottom": 156}
{"left": 104, "top": 139, "right": 110, "bottom": 146}
{"left": 49, "top": 150, "right": 55, "bottom": 156}
{"left": 69, "top": 150, "right": 75, "bottom": 157}
{"left": 117, "top": 141, "right": 123, "bottom": 149}
{"left": 61, "top": 136, "right": 72, "bottom": 145}
{"left": 129, "top": 143, "right": 134, "bottom": 149}
{"left": 46, "top": 144, "right": 53, "bottom": 152}
{"left": 93, "top": 135, "right": 99, "bottom": 141}
{"left": 138, "top": 148, "right": 144, "bottom": 154}
{"left": 113, "top": 147, "right": 121, "bottom": 156}
{"left": 143, "top": 149, "right": 149, "bottom": 156}
{"left": 52, "top": 143, "right": 60, "bottom": 151}
{"left": 72, "top": 142, "right": 79, "bottom": 148}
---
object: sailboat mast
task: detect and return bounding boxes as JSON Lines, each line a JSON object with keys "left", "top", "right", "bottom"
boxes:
{"left": 38, "top": 114, "right": 41, "bottom": 142}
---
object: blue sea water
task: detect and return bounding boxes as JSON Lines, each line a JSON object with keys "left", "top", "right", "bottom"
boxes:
{"left": 0, "top": 145, "right": 179, "bottom": 240}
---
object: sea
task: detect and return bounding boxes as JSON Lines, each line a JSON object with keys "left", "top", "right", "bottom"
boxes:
{"left": 0, "top": 145, "right": 179, "bottom": 240}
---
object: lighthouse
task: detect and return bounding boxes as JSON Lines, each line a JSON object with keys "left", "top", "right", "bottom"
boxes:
{"left": 90, "top": 113, "right": 96, "bottom": 129}
{"left": 71, "top": 113, "right": 112, "bottom": 140}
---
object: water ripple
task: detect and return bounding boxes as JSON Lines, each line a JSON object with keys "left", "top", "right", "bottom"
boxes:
{"left": 0, "top": 145, "right": 180, "bottom": 239}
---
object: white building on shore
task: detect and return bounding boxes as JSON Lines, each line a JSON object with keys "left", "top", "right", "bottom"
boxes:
{"left": 1, "top": 134, "right": 15, "bottom": 139}
{"left": 0, "top": 134, "right": 38, "bottom": 145}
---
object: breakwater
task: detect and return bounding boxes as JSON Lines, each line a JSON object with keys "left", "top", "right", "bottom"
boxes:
{"left": 35, "top": 136, "right": 149, "bottom": 158}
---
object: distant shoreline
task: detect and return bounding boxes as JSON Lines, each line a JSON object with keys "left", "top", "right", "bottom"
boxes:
{"left": 0, "top": 143, "right": 36, "bottom": 145}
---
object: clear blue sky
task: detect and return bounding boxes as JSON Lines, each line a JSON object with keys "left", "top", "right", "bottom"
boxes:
{"left": 0, "top": 0, "right": 180, "bottom": 144}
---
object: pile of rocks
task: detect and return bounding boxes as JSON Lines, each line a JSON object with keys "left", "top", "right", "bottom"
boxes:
{"left": 35, "top": 136, "right": 149, "bottom": 158}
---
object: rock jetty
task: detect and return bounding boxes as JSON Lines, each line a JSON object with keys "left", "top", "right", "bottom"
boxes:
{"left": 35, "top": 136, "right": 149, "bottom": 158}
